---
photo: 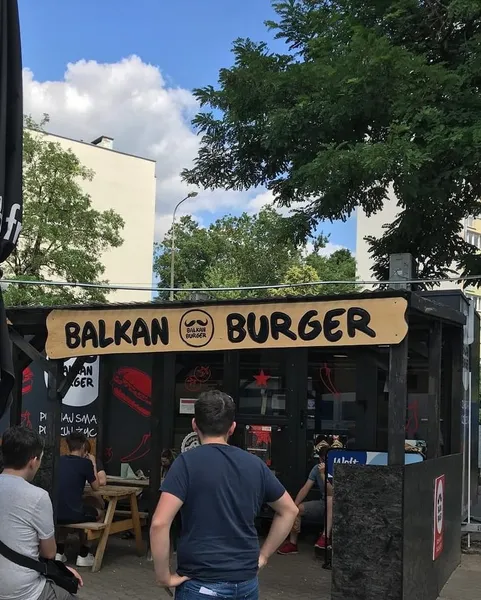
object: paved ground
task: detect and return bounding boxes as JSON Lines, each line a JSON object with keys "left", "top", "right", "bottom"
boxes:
{"left": 77, "top": 536, "right": 330, "bottom": 600}
{"left": 74, "top": 535, "right": 479, "bottom": 600}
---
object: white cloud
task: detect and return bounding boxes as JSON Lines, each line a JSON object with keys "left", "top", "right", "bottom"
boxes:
{"left": 22, "top": 56, "right": 348, "bottom": 255}
{"left": 318, "top": 242, "right": 346, "bottom": 256}
{"left": 23, "top": 55, "right": 246, "bottom": 242}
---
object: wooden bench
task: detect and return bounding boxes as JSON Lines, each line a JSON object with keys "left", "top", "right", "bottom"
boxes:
{"left": 59, "top": 522, "right": 107, "bottom": 542}
{"left": 59, "top": 485, "right": 144, "bottom": 572}
{"left": 114, "top": 510, "right": 148, "bottom": 526}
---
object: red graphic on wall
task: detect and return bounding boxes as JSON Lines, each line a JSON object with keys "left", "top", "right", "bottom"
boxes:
{"left": 104, "top": 447, "right": 113, "bottom": 464}
{"left": 185, "top": 366, "right": 211, "bottom": 392}
{"left": 21, "top": 410, "right": 32, "bottom": 429}
{"left": 112, "top": 367, "right": 152, "bottom": 417}
{"left": 247, "top": 425, "right": 272, "bottom": 466}
{"left": 253, "top": 370, "right": 271, "bottom": 387}
{"left": 121, "top": 433, "right": 151, "bottom": 463}
{"left": 320, "top": 364, "right": 340, "bottom": 399}
{"left": 406, "top": 399, "right": 419, "bottom": 437}
{"left": 22, "top": 366, "right": 34, "bottom": 395}
{"left": 251, "top": 425, "right": 271, "bottom": 445}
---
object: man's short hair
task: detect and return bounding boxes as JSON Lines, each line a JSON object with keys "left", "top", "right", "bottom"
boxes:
{"left": 66, "top": 432, "right": 87, "bottom": 452}
{"left": 1, "top": 426, "right": 44, "bottom": 470}
{"left": 195, "top": 390, "right": 235, "bottom": 437}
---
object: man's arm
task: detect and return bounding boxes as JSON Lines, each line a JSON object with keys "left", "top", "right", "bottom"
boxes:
{"left": 97, "top": 469, "right": 107, "bottom": 487}
{"left": 294, "top": 479, "right": 314, "bottom": 506}
{"left": 34, "top": 493, "right": 56, "bottom": 559}
{"left": 39, "top": 537, "right": 56, "bottom": 559}
{"left": 259, "top": 492, "right": 298, "bottom": 564}
{"left": 85, "top": 458, "right": 100, "bottom": 492}
{"left": 150, "top": 492, "right": 189, "bottom": 588}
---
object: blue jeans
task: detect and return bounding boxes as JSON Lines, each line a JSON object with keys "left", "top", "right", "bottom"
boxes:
{"left": 175, "top": 577, "right": 258, "bottom": 600}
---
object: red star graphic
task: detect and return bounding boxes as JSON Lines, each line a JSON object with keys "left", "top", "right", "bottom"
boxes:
{"left": 253, "top": 370, "right": 271, "bottom": 387}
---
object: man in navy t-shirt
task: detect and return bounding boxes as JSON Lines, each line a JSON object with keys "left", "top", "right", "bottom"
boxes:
{"left": 56, "top": 433, "right": 101, "bottom": 568}
{"left": 150, "top": 390, "right": 298, "bottom": 600}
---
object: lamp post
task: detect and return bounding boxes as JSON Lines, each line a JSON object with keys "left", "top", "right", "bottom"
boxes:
{"left": 170, "top": 191, "right": 198, "bottom": 300}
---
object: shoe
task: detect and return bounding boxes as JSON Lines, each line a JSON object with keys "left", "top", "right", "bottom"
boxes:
{"left": 76, "top": 553, "right": 95, "bottom": 568}
{"left": 277, "top": 542, "right": 298, "bottom": 555}
{"left": 55, "top": 553, "right": 67, "bottom": 563}
{"left": 315, "top": 534, "right": 330, "bottom": 549}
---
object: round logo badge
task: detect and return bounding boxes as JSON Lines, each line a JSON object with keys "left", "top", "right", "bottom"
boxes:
{"left": 181, "top": 432, "right": 200, "bottom": 453}
{"left": 179, "top": 309, "right": 214, "bottom": 348}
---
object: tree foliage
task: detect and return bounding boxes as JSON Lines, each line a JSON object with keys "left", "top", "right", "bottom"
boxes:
{"left": 183, "top": 0, "right": 481, "bottom": 284}
{"left": 3, "top": 116, "right": 124, "bottom": 306}
{"left": 153, "top": 206, "right": 356, "bottom": 299}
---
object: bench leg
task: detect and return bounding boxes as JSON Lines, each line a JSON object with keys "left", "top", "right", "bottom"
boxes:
{"left": 130, "top": 493, "right": 144, "bottom": 556}
{"left": 92, "top": 498, "right": 117, "bottom": 573}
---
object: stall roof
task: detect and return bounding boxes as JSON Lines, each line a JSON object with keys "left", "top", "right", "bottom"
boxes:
{"left": 6, "top": 289, "right": 466, "bottom": 337}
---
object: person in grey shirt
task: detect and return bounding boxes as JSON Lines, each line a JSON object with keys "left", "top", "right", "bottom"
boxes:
{"left": 0, "top": 426, "right": 83, "bottom": 600}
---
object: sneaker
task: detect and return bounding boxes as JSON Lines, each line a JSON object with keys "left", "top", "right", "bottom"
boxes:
{"left": 315, "top": 534, "right": 330, "bottom": 549}
{"left": 76, "top": 553, "right": 95, "bottom": 568}
{"left": 277, "top": 542, "right": 298, "bottom": 555}
{"left": 55, "top": 553, "right": 67, "bottom": 563}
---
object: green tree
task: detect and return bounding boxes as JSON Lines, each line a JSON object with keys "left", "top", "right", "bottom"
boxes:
{"left": 3, "top": 116, "right": 124, "bottom": 306}
{"left": 153, "top": 206, "right": 356, "bottom": 299}
{"left": 183, "top": 0, "right": 481, "bottom": 284}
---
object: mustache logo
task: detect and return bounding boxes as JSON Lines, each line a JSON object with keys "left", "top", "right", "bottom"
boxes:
{"left": 180, "top": 309, "right": 214, "bottom": 348}
{"left": 185, "top": 319, "right": 209, "bottom": 327}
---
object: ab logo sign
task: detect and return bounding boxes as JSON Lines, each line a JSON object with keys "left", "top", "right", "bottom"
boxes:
{"left": 433, "top": 475, "right": 445, "bottom": 561}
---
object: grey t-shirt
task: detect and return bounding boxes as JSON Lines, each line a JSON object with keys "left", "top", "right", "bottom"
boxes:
{"left": 0, "top": 474, "right": 55, "bottom": 600}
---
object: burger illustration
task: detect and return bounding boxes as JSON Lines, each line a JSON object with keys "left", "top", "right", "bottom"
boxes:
{"left": 22, "top": 366, "right": 34, "bottom": 395}
{"left": 112, "top": 367, "right": 152, "bottom": 417}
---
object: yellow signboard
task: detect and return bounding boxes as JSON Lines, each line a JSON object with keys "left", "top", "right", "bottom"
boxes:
{"left": 45, "top": 297, "right": 408, "bottom": 359}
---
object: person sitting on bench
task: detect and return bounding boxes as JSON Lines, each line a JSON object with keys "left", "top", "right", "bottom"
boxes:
{"left": 55, "top": 433, "right": 101, "bottom": 568}
{"left": 277, "top": 440, "right": 333, "bottom": 554}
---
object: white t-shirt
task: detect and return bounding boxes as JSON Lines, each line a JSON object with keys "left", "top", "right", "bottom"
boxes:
{"left": 0, "top": 474, "right": 55, "bottom": 600}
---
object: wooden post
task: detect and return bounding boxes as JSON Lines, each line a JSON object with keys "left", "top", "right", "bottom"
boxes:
{"left": 149, "top": 353, "right": 175, "bottom": 516}
{"left": 449, "top": 326, "right": 463, "bottom": 455}
{"left": 427, "top": 321, "right": 442, "bottom": 459}
{"left": 9, "top": 349, "right": 23, "bottom": 427}
{"left": 355, "top": 350, "right": 378, "bottom": 450}
{"left": 388, "top": 336, "right": 408, "bottom": 466}
{"left": 47, "top": 359, "right": 63, "bottom": 519}
{"left": 95, "top": 356, "right": 111, "bottom": 465}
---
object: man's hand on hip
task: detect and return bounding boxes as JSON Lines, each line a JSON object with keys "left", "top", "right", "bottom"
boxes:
{"left": 157, "top": 573, "right": 190, "bottom": 588}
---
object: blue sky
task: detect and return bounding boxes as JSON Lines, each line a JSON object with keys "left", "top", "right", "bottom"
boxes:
{"left": 18, "top": 0, "right": 355, "bottom": 252}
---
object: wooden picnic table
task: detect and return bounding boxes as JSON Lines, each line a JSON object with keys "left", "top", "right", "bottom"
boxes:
{"left": 106, "top": 475, "right": 150, "bottom": 488}
{"left": 66, "top": 485, "right": 144, "bottom": 572}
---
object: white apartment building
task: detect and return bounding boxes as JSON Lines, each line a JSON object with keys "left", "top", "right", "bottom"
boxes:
{"left": 43, "top": 132, "right": 156, "bottom": 303}
{"left": 356, "top": 189, "right": 481, "bottom": 309}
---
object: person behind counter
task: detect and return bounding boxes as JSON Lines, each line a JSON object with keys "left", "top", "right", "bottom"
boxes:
{"left": 161, "top": 449, "right": 177, "bottom": 482}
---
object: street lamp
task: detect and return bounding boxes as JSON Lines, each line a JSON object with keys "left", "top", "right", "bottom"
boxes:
{"left": 170, "top": 191, "right": 198, "bottom": 300}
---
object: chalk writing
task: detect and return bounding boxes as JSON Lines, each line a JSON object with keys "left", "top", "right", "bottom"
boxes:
{"left": 37, "top": 410, "right": 98, "bottom": 438}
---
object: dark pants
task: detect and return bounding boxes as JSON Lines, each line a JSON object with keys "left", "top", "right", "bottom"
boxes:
{"left": 175, "top": 577, "right": 258, "bottom": 600}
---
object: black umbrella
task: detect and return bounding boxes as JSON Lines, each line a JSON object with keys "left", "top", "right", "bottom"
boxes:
{"left": 0, "top": 0, "right": 23, "bottom": 419}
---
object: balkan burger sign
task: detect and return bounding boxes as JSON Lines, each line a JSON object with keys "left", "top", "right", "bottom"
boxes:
{"left": 45, "top": 298, "right": 408, "bottom": 359}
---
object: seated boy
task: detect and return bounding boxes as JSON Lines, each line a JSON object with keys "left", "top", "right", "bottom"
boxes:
{"left": 56, "top": 433, "right": 101, "bottom": 567}
{"left": 278, "top": 441, "right": 333, "bottom": 554}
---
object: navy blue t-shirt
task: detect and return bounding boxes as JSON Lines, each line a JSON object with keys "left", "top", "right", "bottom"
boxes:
{"left": 57, "top": 455, "right": 95, "bottom": 521}
{"left": 161, "top": 444, "right": 285, "bottom": 583}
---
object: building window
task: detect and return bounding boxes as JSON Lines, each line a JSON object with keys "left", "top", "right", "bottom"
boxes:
{"left": 466, "top": 293, "right": 481, "bottom": 312}
{"left": 466, "top": 230, "right": 481, "bottom": 249}
{"left": 466, "top": 216, "right": 475, "bottom": 229}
